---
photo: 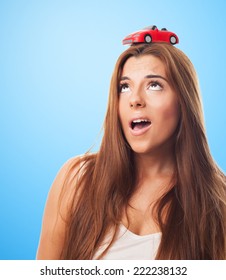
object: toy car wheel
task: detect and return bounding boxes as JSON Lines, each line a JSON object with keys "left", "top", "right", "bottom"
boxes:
{"left": 170, "top": 36, "right": 177, "bottom": 45}
{"left": 144, "top": 35, "right": 152, "bottom": 43}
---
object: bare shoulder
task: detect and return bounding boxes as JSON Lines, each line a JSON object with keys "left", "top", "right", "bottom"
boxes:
{"left": 36, "top": 155, "right": 84, "bottom": 260}
{"left": 50, "top": 156, "right": 81, "bottom": 199}
{"left": 44, "top": 155, "right": 83, "bottom": 216}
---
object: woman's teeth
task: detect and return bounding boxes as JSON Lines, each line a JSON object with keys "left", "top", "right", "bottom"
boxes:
{"left": 131, "top": 119, "right": 151, "bottom": 130}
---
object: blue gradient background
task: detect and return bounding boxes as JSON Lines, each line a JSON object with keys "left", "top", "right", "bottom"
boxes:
{"left": 0, "top": 0, "right": 225, "bottom": 259}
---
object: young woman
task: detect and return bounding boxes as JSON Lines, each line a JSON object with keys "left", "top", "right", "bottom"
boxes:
{"left": 36, "top": 42, "right": 226, "bottom": 260}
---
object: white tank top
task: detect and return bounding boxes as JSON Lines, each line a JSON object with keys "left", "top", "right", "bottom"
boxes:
{"left": 93, "top": 224, "right": 161, "bottom": 260}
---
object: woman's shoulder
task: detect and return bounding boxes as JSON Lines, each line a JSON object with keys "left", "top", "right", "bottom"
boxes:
{"left": 52, "top": 153, "right": 94, "bottom": 194}
{"left": 57, "top": 153, "right": 95, "bottom": 178}
{"left": 50, "top": 155, "right": 80, "bottom": 194}
{"left": 36, "top": 153, "right": 95, "bottom": 259}
{"left": 52, "top": 153, "right": 97, "bottom": 199}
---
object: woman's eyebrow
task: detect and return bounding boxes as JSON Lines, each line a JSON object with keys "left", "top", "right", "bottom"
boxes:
{"left": 120, "top": 76, "right": 130, "bottom": 81}
{"left": 120, "top": 75, "right": 168, "bottom": 82}
{"left": 145, "top": 74, "right": 168, "bottom": 82}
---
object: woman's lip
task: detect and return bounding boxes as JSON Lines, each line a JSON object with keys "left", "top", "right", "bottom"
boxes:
{"left": 129, "top": 122, "right": 152, "bottom": 136}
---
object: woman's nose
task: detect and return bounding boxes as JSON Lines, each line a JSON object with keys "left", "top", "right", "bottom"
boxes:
{"left": 129, "top": 90, "right": 146, "bottom": 108}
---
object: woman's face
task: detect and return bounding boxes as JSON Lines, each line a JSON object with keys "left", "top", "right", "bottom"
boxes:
{"left": 118, "top": 55, "right": 180, "bottom": 155}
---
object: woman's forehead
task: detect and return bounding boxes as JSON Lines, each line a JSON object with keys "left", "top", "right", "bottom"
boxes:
{"left": 121, "top": 55, "right": 167, "bottom": 80}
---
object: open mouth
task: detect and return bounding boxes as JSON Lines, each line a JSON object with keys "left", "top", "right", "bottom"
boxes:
{"left": 131, "top": 119, "right": 152, "bottom": 131}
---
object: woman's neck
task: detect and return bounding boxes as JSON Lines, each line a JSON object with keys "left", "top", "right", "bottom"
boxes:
{"left": 134, "top": 149, "right": 176, "bottom": 182}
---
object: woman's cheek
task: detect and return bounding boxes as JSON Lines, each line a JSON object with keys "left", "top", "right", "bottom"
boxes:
{"left": 155, "top": 101, "right": 180, "bottom": 128}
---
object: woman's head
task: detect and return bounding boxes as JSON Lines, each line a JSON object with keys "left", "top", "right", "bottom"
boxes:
{"left": 105, "top": 43, "right": 205, "bottom": 157}
{"left": 118, "top": 52, "right": 180, "bottom": 156}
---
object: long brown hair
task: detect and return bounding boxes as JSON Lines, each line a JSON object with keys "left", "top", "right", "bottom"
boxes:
{"left": 60, "top": 43, "right": 226, "bottom": 259}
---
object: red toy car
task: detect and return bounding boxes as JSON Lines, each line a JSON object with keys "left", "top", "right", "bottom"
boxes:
{"left": 122, "top": 25, "right": 179, "bottom": 45}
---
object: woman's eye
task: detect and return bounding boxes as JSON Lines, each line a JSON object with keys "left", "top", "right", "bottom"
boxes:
{"left": 120, "top": 84, "right": 130, "bottom": 93}
{"left": 148, "top": 82, "right": 163, "bottom": 91}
